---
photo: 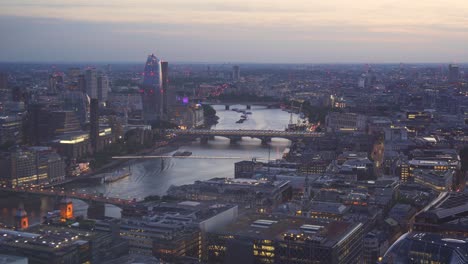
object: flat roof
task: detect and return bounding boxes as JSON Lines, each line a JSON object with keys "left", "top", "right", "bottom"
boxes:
{"left": 216, "top": 214, "right": 361, "bottom": 247}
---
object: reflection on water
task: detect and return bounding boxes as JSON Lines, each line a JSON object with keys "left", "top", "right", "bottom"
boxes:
{"left": 0, "top": 105, "right": 297, "bottom": 225}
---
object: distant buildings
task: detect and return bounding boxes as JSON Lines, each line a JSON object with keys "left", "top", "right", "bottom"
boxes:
{"left": 0, "top": 115, "right": 22, "bottom": 145}
{"left": 142, "top": 54, "right": 163, "bottom": 123}
{"left": 0, "top": 147, "right": 66, "bottom": 187}
{"left": 85, "top": 68, "right": 109, "bottom": 104}
{"left": 413, "top": 192, "right": 468, "bottom": 237}
{"left": 232, "top": 65, "right": 240, "bottom": 81}
{"left": 448, "top": 64, "right": 460, "bottom": 83}
{"left": 89, "top": 98, "right": 99, "bottom": 152}
{"left": 0, "top": 225, "right": 127, "bottom": 264}
{"left": 325, "top": 112, "right": 367, "bottom": 133}
{"left": 85, "top": 68, "right": 98, "bottom": 99}
{"left": 168, "top": 178, "right": 292, "bottom": 212}
{"left": 97, "top": 74, "right": 109, "bottom": 102}
{"left": 381, "top": 232, "right": 468, "bottom": 264}
{"left": 206, "top": 214, "right": 364, "bottom": 264}
{"left": 0, "top": 72, "right": 8, "bottom": 90}
{"left": 96, "top": 200, "right": 237, "bottom": 262}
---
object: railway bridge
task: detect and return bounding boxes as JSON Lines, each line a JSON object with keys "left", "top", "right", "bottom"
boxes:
{"left": 161, "top": 129, "right": 323, "bottom": 145}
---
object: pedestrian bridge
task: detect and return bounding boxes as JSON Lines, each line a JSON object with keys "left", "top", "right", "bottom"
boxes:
{"left": 162, "top": 129, "right": 323, "bottom": 144}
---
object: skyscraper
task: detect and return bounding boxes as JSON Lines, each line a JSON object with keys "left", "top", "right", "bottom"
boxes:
{"left": 161, "top": 61, "right": 169, "bottom": 119}
{"left": 89, "top": 98, "right": 99, "bottom": 153}
{"left": 97, "top": 74, "right": 109, "bottom": 102}
{"left": 142, "top": 54, "right": 162, "bottom": 122}
{"left": 0, "top": 72, "right": 8, "bottom": 90}
{"left": 448, "top": 64, "right": 460, "bottom": 83}
{"left": 85, "top": 68, "right": 98, "bottom": 99}
{"left": 232, "top": 65, "right": 240, "bottom": 81}
{"left": 48, "top": 74, "right": 58, "bottom": 94}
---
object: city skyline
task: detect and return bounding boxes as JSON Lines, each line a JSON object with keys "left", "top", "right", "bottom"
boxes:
{"left": 1, "top": 0, "right": 468, "bottom": 63}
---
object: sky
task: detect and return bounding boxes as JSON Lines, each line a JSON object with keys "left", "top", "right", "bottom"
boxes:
{"left": 0, "top": 0, "right": 468, "bottom": 63}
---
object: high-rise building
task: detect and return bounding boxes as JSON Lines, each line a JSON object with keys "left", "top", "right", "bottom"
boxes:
{"left": 78, "top": 74, "right": 86, "bottom": 93}
{"left": 142, "top": 54, "right": 162, "bottom": 123}
{"left": 232, "top": 65, "right": 240, "bottom": 81}
{"left": 0, "top": 148, "right": 44, "bottom": 187}
{"left": 68, "top": 67, "right": 81, "bottom": 80}
{"left": 85, "top": 68, "right": 98, "bottom": 99}
{"left": 63, "top": 91, "right": 88, "bottom": 125}
{"left": 161, "top": 61, "right": 169, "bottom": 119}
{"left": 0, "top": 72, "right": 8, "bottom": 90}
{"left": 89, "top": 99, "right": 99, "bottom": 152}
{"left": 448, "top": 64, "right": 460, "bottom": 83}
{"left": 0, "top": 115, "right": 23, "bottom": 145}
{"left": 97, "top": 74, "right": 109, "bottom": 103}
{"left": 50, "top": 111, "right": 81, "bottom": 135}
{"left": 48, "top": 74, "right": 58, "bottom": 93}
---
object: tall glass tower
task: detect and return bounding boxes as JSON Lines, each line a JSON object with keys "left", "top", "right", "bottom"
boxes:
{"left": 142, "top": 54, "right": 162, "bottom": 122}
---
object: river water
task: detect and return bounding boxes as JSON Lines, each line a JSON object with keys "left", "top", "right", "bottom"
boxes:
{"left": 0, "top": 105, "right": 297, "bottom": 225}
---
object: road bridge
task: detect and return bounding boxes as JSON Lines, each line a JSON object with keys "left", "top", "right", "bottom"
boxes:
{"left": 202, "top": 100, "right": 282, "bottom": 110}
{"left": 0, "top": 186, "right": 136, "bottom": 207}
{"left": 162, "top": 129, "right": 323, "bottom": 144}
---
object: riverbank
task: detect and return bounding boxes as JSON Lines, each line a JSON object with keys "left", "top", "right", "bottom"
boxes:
{"left": 48, "top": 142, "right": 182, "bottom": 187}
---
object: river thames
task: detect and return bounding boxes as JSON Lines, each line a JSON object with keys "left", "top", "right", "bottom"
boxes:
{"left": 0, "top": 105, "right": 298, "bottom": 225}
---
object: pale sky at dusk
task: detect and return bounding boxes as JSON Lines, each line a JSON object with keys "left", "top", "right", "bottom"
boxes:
{"left": 1, "top": 0, "right": 468, "bottom": 63}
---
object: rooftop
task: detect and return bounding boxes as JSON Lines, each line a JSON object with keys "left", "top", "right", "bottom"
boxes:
{"left": 217, "top": 214, "right": 361, "bottom": 248}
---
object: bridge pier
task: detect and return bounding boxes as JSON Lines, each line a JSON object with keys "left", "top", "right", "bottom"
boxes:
{"left": 246, "top": 105, "right": 251, "bottom": 110}
{"left": 200, "top": 136, "right": 209, "bottom": 144}
{"left": 261, "top": 137, "right": 272, "bottom": 146}
{"left": 229, "top": 136, "right": 242, "bottom": 144}
{"left": 225, "top": 105, "right": 230, "bottom": 110}
{"left": 87, "top": 202, "right": 106, "bottom": 220}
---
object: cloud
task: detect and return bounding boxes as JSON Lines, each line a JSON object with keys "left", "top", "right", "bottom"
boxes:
{"left": 1, "top": 1, "right": 468, "bottom": 62}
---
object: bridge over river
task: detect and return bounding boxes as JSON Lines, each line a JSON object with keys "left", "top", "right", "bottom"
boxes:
{"left": 161, "top": 129, "right": 323, "bottom": 144}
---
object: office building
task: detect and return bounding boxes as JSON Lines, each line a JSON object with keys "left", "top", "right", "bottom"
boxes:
{"left": 50, "top": 111, "right": 81, "bottom": 135}
{"left": 234, "top": 160, "right": 262, "bottom": 178}
{"left": 413, "top": 192, "right": 468, "bottom": 237}
{"left": 85, "top": 68, "right": 98, "bottom": 99}
{"left": 0, "top": 72, "right": 8, "bottom": 90}
{"left": 67, "top": 67, "right": 81, "bottom": 81}
{"left": 168, "top": 178, "right": 292, "bottom": 212}
{"left": 362, "top": 231, "right": 389, "bottom": 264}
{"left": 413, "top": 169, "right": 453, "bottom": 192}
{"left": 54, "top": 132, "right": 91, "bottom": 161}
{"left": 161, "top": 61, "right": 169, "bottom": 119}
{"left": 0, "top": 115, "right": 22, "bottom": 145}
{"left": 0, "top": 225, "right": 124, "bottom": 264}
{"left": 90, "top": 98, "right": 99, "bottom": 152}
{"left": 325, "top": 112, "right": 367, "bottom": 133}
{"left": 448, "top": 64, "right": 460, "bottom": 83}
{"left": 380, "top": 232, "right": 468, "bottom": 264}
{"left": 206, "top": 214, "right": 364, "bottom": 264}
{"left": 97, "top": 74, "right": 109, "bottom": 103}
{"left": 232, "top": 65, "right": 240, "bottom": 81}
{"left": 48, "top": 74, "right": 58, "bottom": 93}
{"left": 62, "top": 91, "right": 88, "bottom": 125}
{"left": 0, "top": 147, "right": 66, "bottom": 186}
{"left": 95, "top": 201, "right": 238, "bottom": 262}
{"left": 142, "top": 54, "right": 162, "bottom": 123}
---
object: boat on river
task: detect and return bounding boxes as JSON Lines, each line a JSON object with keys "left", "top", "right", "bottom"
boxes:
{"left": 173, "top": 151, "right": 193, "bottom": 157}
{"left": 103, "top": 168, "right": 131, "bottom": 183}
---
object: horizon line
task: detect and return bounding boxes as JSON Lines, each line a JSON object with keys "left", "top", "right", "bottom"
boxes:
{"left": 0, "top": 60, "right": 466, "bottom": 66}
